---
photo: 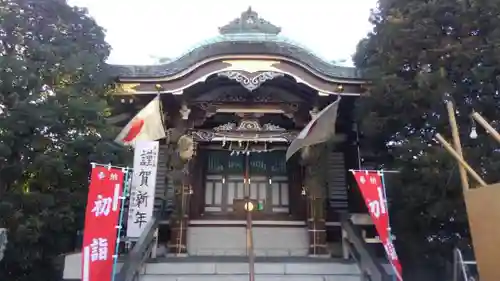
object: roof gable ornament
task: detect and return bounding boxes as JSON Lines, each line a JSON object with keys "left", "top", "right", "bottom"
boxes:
{"left": 217, "top": 70, "right": 284, "bottom": 91}
{"left": 219, "top": 7, "right": 281, "bottom": 35}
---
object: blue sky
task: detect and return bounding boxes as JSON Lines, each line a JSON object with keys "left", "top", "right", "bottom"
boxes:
{"left": 68, "top": 0, "right": 377, "bottom": 65}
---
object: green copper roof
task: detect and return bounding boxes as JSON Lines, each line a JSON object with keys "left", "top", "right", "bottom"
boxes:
{"left": 110, "top": 7, "right": 361, "bottom": 80}
{"left": 182, "top": 7, "right": 342, "bottom": 68}
{"left": 181, "top": 33, "right": 343, "bottom": 69}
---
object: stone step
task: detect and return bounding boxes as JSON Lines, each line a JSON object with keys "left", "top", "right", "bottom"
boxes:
{"left": 63, "top": 253, "right": 392, "bottom": 280}
{"left": 152, "top": 256, "right": 346, "bottom": 263}
{"left": 187, "top": 226, "right": 309, "bottom": 256}
{"left": 139, "top": 262, "right": 361, "bottom": 281}
{"left": 141, "top": 275, "right": 362, "bottom": 281}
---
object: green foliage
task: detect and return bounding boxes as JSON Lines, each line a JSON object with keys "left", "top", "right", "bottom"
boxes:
{"left": 354, "top": 0, "right": 500, "bottom": 279}
{"left": 0, "top": 0, "right": 129, "bottom": 280}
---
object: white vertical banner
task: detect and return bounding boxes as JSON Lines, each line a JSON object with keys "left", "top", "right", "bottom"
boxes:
{"left": 126, "top": 141, "right": 159, "bottom": 238}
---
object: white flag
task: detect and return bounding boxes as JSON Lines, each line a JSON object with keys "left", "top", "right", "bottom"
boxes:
{"left": 286, "top": 97, "right": 341, "bottom": 161}
{"left": 115, "top": 96, "right": 166, "bottom": 146}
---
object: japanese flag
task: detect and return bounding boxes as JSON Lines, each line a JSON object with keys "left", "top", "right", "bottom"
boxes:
{"left": 286, "top": 96, "right": 341, "bottom": 161}
{"left": 115, "top": 96, "right": 166, "bottom": 147}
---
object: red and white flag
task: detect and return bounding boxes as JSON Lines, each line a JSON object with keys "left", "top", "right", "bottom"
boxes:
{"left": 286, "top": 97, "right": 341, "bottom": 161}
{"left": 115, "top": 96, "right": 166, "bottom": 146}
{"left": 352, "top": 170, "right": 403, "bottom": 281}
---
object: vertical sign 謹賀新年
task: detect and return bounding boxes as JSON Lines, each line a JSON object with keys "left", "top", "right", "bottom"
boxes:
{"left": 126, "top": 141, "right": 159, "bottom": 238}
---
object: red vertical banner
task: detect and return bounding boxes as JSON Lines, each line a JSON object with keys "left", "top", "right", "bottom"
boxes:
{"left": 352, "top": 170, "right": 403, "bottom": 281}
{"left": 81, "top": 166, "right": 124, "bottom": 281}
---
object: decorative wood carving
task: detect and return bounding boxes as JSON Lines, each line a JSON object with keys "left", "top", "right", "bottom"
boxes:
{"left": 179, "top": 104, "right": 191, "bottom": 120}
{"left": 279, "top": 103, "right": 300, "bottom": 119}
{"left": 194, "top": 86, "right": 303, "bottom": 103}
{"left": 195, "top": 103, "right": 217, "bottom": 116}
{"left": 214, "top": 92, "right": 278, "bottom": 103}
{"left": 189, "top": 119, "right": 296, "bottom": 142}
{"left": 213, "top": 120, "right": 286, "bottom": 132}
{"left": 219, "top": 7, "right": 281, "bottom": 35}
{"left": 190, "top": 130, "right": 297, "bottom": 143}
{"left": 309, "top": 107, "right": 319, "bottom": 118}
{"left": 217, "top": 71, "right": 284, "bottom": 91}
{"left": 114, "top": 83, "right": 140, "bottom": 94}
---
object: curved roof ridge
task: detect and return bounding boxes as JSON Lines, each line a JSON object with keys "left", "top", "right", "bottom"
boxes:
{"left": 159, "top": 33, "right": 350, "bottom": 70}
{"left": 109, "top": 8, "right": 361, "bottom": 80}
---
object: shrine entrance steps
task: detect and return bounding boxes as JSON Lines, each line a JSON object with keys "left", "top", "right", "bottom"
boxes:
{"left": 186, "top": 222, "right": 309, "bottom": 256}
{"left": 138, "top": 257, "right": 362, "bottom": 281}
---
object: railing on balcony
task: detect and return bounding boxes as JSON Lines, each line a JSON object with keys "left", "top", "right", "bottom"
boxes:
{"left": 341, "top": 214, "right": 392, "bottom": 281}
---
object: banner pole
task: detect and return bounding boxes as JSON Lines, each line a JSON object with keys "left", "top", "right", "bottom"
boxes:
{"left": 111, "top": 167, "right": 131, "bottom": 281}
{"left": 380, "top": 170, "right": 397, "bottom": 281}
{"left": 90, "top": 162, "right": 134, "bottom": 171}
{"left": 350, "top": 169, "right": 400, "bottom": 174}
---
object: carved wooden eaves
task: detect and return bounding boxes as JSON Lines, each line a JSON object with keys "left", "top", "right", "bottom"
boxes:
{"left": 217, "top": 70, "right": 284, "bottom": 91}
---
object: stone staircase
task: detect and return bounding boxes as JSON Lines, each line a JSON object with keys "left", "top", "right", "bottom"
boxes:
{"left": 187, "top": 223, "right": 308, "bottom": 256}
{"left": 63, "top": 254, "right": 363, "bottom": 281}
{"left": 327, "top": 152, "right": 348, "bottom": 212}
{"left": 138, "top": 258, "right": 361, "bottom": 281}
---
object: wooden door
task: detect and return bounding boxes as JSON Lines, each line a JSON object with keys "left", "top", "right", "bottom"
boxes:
{"left": 203, "top": 151, "right": 289, "bottom": 216}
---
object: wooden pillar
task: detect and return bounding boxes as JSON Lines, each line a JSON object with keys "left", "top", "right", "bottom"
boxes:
{"left": 169, "top": 186, "right": 190, "bottom": 255}
{"left": 168, "top": 146, "right": 192, "bottom": 255}
{"left": 302, "top": 147, "right": 328, "bottom": 256}
{"left": 306, "top": 194, "right": 328, "bottom": 255}
{"left": 188, "top": 149, "right": 204, "bottom": 219}
{"left": 287, "top": 156, "right": 306, "bottom": 220}
{"left": 168, "top": 105, "right": 193, "bottom": 255}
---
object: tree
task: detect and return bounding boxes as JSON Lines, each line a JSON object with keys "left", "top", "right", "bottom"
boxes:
{"left": 354, "top": 0, "right": 500, "bottom": 279}
{"left": 0, "top": 1, "right": 128, "bottom": 280}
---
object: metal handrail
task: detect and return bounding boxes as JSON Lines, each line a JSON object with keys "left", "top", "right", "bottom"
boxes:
{"left": 340, "top": 214, "right": 392, "bottom": 281}
{"left": 115, "top": 217, "right": 159, "bottom": 281}
{"left": 0, "top": 228, "right": 7, "bottom": 262}
{"left": 453, "top": 248, "right": 477, "bottom": 281}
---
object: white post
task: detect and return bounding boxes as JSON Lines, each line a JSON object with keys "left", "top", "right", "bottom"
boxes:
{"left": 0, "top": 228, "right": 7, "bottom": 262}
{"left": 150, "top": 229, "right": 158, "bottom": 258}
{"left": 341, "top": 228, "right": 349, "bottom": 259}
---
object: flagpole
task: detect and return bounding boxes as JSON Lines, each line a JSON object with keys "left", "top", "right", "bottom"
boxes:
{"left": 380, "top": 170, "right": 397, "bottom": 281}
{"left": 244, "top": 152, "right": 256, "bottom": 281}
{"left": 111, "top": 167, "right": 131, "bottom": 281}
{"left": 354, "top": 123, "right": 362, "bottom": 169}
{"left": 156, "top": 92, "right": 167, "bottom": 131}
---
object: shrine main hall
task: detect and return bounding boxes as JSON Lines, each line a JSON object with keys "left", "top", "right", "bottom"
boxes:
{"left": 61, "top": 7, "right": 396, "bottom": 281}
{"left": 106, "top": 7, "right": 373, "bottom": 258}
